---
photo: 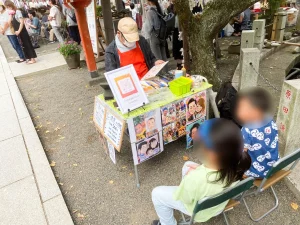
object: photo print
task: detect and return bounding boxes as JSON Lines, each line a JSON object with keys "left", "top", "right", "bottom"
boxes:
{"left": 186, "top": 118, "right": 205, "bottom": 149}
{"left": 132, "top": 133, "right": 164, "bottom": 164}
{"left": 174, "top": 100, "right": 186, "bottom": 118}
{"left": 185, "top": 91, "right": 206, "bottom": 124}
{"left": 161, "top": 103, "right": 177, "bottom": 127}
{"left": 128, "top": 109, "right": 162, "bottom": 143}
{"left": 174, "top": 118, "right": 187, "bottom": 138}
{"left": 163, "top": 123, "right": 177, "bottom": 145}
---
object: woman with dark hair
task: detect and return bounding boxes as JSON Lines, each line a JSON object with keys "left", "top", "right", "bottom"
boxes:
{"left": 145, "top": 0, "right": 167, "bottom": 61}
{"left": 5, "top": 0, "right": 37, "bottom": 64}
{"left": 151, "top": 119, "right": 251, "bottom": 225}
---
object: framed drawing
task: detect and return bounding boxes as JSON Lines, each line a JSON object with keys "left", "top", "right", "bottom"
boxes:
{"left": 104, "top": 65, "right": 149, "bottom": 114}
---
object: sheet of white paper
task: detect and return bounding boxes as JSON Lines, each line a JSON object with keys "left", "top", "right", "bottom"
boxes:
{"left": 107, "top": 141, "right": 116, "bottom": 164}
{"left": 142, "top": 61, "right": 169, "bottom": 80}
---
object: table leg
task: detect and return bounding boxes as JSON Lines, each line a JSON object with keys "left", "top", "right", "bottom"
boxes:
{"left": 134, "top": 164, "right": 140, "bottom": 188}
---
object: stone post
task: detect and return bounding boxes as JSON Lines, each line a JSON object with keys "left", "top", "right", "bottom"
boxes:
{"left": 275, "top": 12, "right": 287, "bottom": 42}
{"left": 276, "top": 79, "right": 300, "bottom": 156}
{"left": 241, "top": 30, "right": 255, "bottom": 49}
{"left": 252, "top": 19, "right": 266, "bottom": 50}
{"left": 239, "top": 48, "right": 260, "bottom": 90}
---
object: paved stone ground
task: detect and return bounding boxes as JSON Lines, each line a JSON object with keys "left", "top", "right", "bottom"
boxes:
{"left": 0, "top": 45, "right": 73, "bottom": 225}
{"left": 16, "top": 63, "right": 300, "bottom": 225}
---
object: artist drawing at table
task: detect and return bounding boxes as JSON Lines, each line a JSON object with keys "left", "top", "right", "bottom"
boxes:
{"left": 105, "top": 17, "right": 165, "bottom": 80}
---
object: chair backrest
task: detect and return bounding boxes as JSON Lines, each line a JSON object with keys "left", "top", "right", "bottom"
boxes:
{"left": 265, "top": 148, "right": 300, "bottom": 179}
{"left": 193, "top": 177, "right": 254, "bottom": 214}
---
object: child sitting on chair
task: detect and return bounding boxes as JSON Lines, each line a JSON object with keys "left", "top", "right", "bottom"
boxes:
{"left": 235, "top": 87, "right": 279, "bottom": 178}
{"left": 151, "top": 119, "right": 251, "bottom": 225}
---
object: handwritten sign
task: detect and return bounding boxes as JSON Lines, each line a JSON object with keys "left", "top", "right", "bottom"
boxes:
{"left": 104, "top": 111, "right": 125, "bottom": 151}
{"left": 107, "top": 141, "right": 116, "bottom": 164}
{"left": 86, "top": 0, "right": 98, "bottom": 56}
{"left": 94, "top": 97, "right": 106, "bottom": 133}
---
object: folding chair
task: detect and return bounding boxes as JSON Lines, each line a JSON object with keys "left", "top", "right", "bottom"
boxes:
{"left": 243, "top": 148, "right": 300, "bottom": 222}
{"left": 178, "top": 177, "right": 254, "bottom": 225}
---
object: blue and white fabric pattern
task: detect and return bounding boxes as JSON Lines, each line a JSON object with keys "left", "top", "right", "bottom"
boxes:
{"left": 242, "top": 119, "right": 279, "bottom": 178}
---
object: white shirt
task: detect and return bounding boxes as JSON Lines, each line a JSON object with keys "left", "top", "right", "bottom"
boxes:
{"left": 29, "top": 1, "right": 34, "bottom": 8}
{"left": 49, "top": 5, "right": 62, "bottom": 27}
{"left": 0, "top": 11, "right": 13, "bottom": 35}
{"left": 130, "top": 7, "right": 138, "bottom": 21}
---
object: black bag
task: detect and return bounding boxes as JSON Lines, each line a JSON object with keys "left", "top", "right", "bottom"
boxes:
{"left": 151, "top": 8, "right": 175, "bottom": 40}
{"left": 215, "top": 82, "right": 239, "bottom": 123}
{"left": 68, "top": 13, "right": 77, "bottom": 24}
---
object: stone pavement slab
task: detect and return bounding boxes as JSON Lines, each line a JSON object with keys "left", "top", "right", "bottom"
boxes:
{"left": 0, "top": 176, "right": 48, "bottom": 225}
{"left": 0, "top": 110, "right": 21, "bottom": 142}
{"left": 9, "top": 52, "right": 66, "bottom": 77}
{"left": 0, "top": 135, "right": 32, "bottom": 188}
{"left": 0, "top": 44, "right": 74, "bottom": 225}
{"left": 23, "top": 130, "right": 61, "bottom": 202}
{"left": 44, "top": 195, "right": 74, "bottom": 225}
{"left": 0, "top": 94, "right": 14, "bottom": 114}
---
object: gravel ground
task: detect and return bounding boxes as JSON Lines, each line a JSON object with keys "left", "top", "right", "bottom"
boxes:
{"left": 16, "top": 64, "right": 300, "bottom": 225}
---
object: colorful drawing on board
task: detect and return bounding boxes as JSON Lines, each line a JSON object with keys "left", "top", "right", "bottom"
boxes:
{"left": 185, "top": 91, "right": 206, "bottom": 124}
{"left": 114, "top": 74, "right": 138, "bottom": 98}
{"left": 161, "top": 103, "right": 176, "bottom": 127}
{"left": 186, "top": 118, "right": 205, "bottom": 149}
{"left": 135, "top": 133, "right": 162, "bottom": 164}
{"left": 175, "top": 100, "right": 186, "bottom": 118}
{"left": 174, "top": 118, "right": 187, "bottom": 138}
{"left": 162, "top": 123, "right": 177, "bottom": 144}
{"left": 130, "top": 109, "right": 162, "bottom": 141}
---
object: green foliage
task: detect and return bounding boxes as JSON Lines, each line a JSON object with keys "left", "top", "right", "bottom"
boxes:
{"left": 96, "top": 5, "right": 102, "bottom": 17}
{"left": 58, "top": 41, "right": 81, "bottom": 57}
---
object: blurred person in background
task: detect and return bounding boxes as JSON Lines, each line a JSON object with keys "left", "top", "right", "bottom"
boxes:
{"left": 5, "top": 0, "right": 37, "bottom": 64}
{"left": 48, "top": 0, "right": 63, "bottom": 44}
{"left": 0, "top": 2, "right": 25, "bottom": 63}
{"left": 63, "top": 5, "right": 81, "bottom": 44}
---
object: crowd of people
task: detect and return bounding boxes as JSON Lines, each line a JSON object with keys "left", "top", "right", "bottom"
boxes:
{"left": 0, "top": 0, "right": 81, "bottom": 64}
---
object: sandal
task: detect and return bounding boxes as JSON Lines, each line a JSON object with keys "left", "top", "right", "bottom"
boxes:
{"left": 16, "top": 59, "right": 25, "bottom": 63}
{"left": 27, "top": 60, "right": 36, "bottom": 64}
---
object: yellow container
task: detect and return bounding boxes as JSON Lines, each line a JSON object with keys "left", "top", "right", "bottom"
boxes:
{"left": 169, "top": 77, "right": 193, "bottom": 96}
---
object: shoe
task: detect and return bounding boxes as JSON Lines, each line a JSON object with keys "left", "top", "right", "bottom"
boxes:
{"left": 16, "top": 59, "right": 25, "bottom": 63}
{"left": 33, "top": 45, "right": 40, "bottom": 49}
{"left": 151, "top": 220, "right": 161, "bottom": 225}
{"left": 49, "top": 41, "right": 56, "bottom": 44}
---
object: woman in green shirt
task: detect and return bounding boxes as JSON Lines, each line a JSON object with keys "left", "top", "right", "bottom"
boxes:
{"left": 151, "top": 119, "right": 251, "bottom": 225}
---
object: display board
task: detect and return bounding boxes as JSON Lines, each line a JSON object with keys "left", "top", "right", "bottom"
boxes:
{"left": 105, "top": 65, "right": 149, "bottom": 114}
{"left": 104, "top": 111, "right": 125, "bottom": 151}
{"left": 94, "top": 96, "right": 106, "bottom": 133}
{"left": 86, "top": 0, "right": 99, "bottom": 56}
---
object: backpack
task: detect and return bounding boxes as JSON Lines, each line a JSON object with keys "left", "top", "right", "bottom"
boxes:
{"left": 150, "top": 8, "right": 175, "bottom": 40}
{"left": 215, "top": 82, "right": 240, "bottom": 127}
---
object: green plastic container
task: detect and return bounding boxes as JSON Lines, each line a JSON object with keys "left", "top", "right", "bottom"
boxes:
{"left": 169, "top": 77, "right": 193, "bottom": 96}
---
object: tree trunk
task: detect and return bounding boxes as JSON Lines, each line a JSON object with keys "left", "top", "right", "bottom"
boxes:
{"left": 101, "top": 0, "right": 114, "bottom": 44}
{"left": 174, "top": 0, "right": 260, "bottom": 90}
